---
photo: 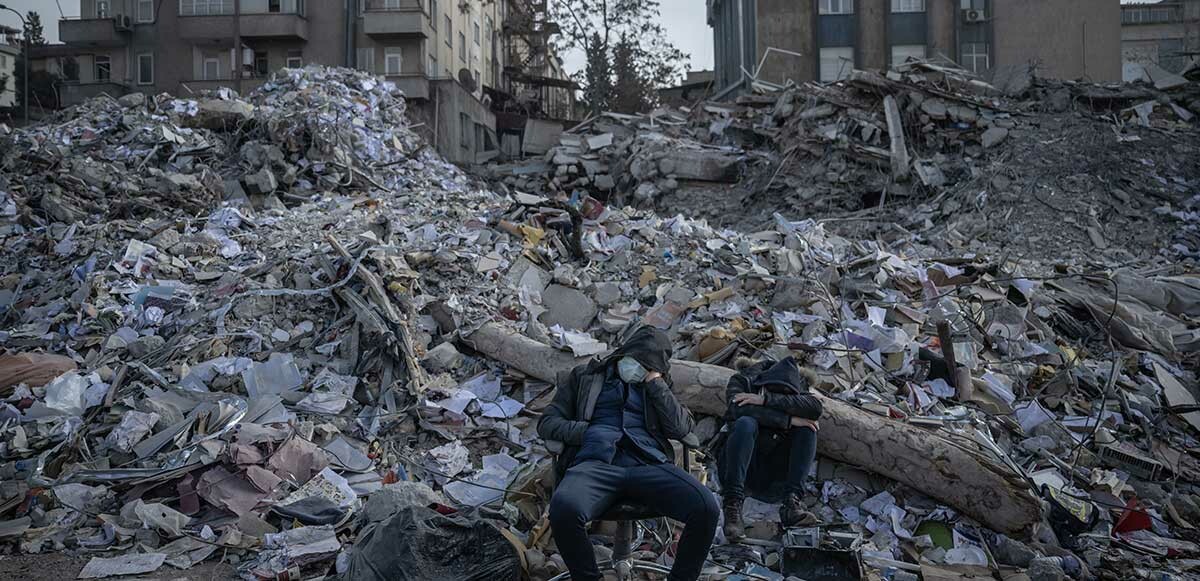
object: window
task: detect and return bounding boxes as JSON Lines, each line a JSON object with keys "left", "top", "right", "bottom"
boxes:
{"left": 474, "top": 22, "right": 480, "bottom": 45}
{"left": 385, "top": 47, "right": 403, "bottom": 74}
{"left": 431, "top": 0, "right": 438, "bottom": 28}
{"left": 961, "top": 42, "right": 989, "bottom": 73}
{"left": 356, "top": 48, "right": 375, "bottom": 73}
{"left": 458, "top": 31, "right": 466, "bottom": 62}
{"left": 485, "top": 16, "right": 492, "bottom": 43}
{"left": 96, "top": 0, "right": 110, "bottom": 18}
{"left": 203, "top": 57, "right": 220, "bottom": 80}
{"left": 428, "top": 52, "right": 437, "bottom": 75}
{"left": 254, "top": 51, "right": 268, "bottom": 76}
{"left": 445, "top": 16, "right": 452, "bottom": 46}
{"left": 891, "top": 44, "right": 925, "bottom": 67}
{"left": 460, "top": 112, "right": 471, "bottom": 149}
{"left": 959, "top": 0, "right": 984, "bottom": 9}
{"left": 383, "top": 0, "right": 401, "bottom": 8}
{"left": 95, "top": 55, "right": 111, "bottom": 82}
{"left": 819, "top": 47, "right": 853, "bottom": 82}
{"left": 286, "top": 50, "right": 303, "bottom": 69}
{"left": 179, "top": 0, "right": 234, "bottom": 16}
{"left": 819, "top": 0, "right": 853, "bottom": 15}
{"left": 269, "top": 0, "right": 281, "bottom": 12}
{"left": 891, "top": 0, "right": 923, "bottom": 12}
{"left": 474, "top": 70, "right": 480, "bottom": 89}
{"left": 138, "top": 0, "right": 154, "bottom": 21}
{"left": 137, "top": 53, "right": 154, "bottom": 85}
{"left": 1122, "top": 6, "right": 1178, "bottom": 25}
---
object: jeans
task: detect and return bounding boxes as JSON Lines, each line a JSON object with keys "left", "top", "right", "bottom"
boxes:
{"left": 720, "top": 415, "right": 817, "bottom": 499}
{"left": 548, "top": 460, "right": 720, "bottom": 581}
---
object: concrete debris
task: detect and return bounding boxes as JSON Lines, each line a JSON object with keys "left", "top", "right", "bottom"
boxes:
{"left": 0, "top": 63, "right": 1198, "bottom": 581}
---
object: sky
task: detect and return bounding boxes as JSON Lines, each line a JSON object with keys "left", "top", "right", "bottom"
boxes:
{"left": 0, "top": 0, "right": 716, "bottom": 75}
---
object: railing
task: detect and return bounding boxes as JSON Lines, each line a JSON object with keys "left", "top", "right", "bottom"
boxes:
{"left": 363, "top": 0, "right": 424, "bottom": 11}
{"left": 1121, "top": 5, "right": 1181, "bottom": 25}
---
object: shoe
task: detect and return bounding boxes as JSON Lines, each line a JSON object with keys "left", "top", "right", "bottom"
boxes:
{"left": 780, "top": 492, "right": 818, "bottom": 528}
{"left": 722, "top": 496, "right": 746, "bottom": 542}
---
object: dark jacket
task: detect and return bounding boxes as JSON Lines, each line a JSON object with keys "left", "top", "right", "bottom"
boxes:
{"left": 723, "top": 356, "right": 822, "bottom": 430}
{"left": 538, "top": 327, "right": 695, "bottom": 480}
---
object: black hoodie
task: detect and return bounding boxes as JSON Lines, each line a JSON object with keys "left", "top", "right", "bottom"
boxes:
{"left": 609, "top": 327, "right": 672, "bottom": 374}
{"left": 723, "top": 356, "right": 822, "bottom": 430}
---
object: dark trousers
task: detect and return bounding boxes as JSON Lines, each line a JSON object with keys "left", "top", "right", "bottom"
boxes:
{"left": 720, "top": 415, "right": 817, "bottom": 499}
{"left": 548, "top": 460, "right": 720, "bottom": 581}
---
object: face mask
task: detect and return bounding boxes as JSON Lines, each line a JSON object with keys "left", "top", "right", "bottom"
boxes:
{"left": 617, "top": 357, "right": 648, "bottom": 384}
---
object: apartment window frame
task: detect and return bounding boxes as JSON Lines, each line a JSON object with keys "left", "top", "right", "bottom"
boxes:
{"left": 473, "top": 21, "right": 480, "bottom": 45}
{"left": 1122, "top": 6, "right": 1178, "bottom": 25}
{"left": 385, "top": 47, "right": 404, "bottom": 74}
{"left": 428, "top": 52, "right": 437, "bottom": 76}
{"left": 203, "top": 57, "right": 220, "bottom": 80}
{"left": 137, "top": 0, "right": 155, "bottom": 22}
{"left": 445, "top": 16, "right": 453, "bottom": 47}
{"left": 458, "top": 31, "right": 466, "bottom": 62}
{"left": 269, "top": 0, "right": 282, "bottom": 13}
{"left": 285, "top": 50, "right": 303, "bottom": 69}
{"left": 137, "top": 53, "right": 154, "bottom": 85}
{"left": 460, "top": 112, "right": 471, "bottom": 150}
{"left": 96, "top": 0, "right": 111, "bottom": 18}
{"left": 819, "top": 0, "right": 853, "bottom": 15}
{"left": 180, "top": 0, "right": 234, "bottom": 17}
{"left": 356, "top": 48, "right": 376, "bottom": 73}
{"left": 254, "top": 50, "right": 269, "bottom": 77}
{"left": 95, "top": 55, "right": 112, "bottom": 82}
{"left": 819, "top": 46, "right": 853, "bottom": 82}
{"left": 959, "top": 0, "right": 985, "bottom": 10}
{"left": 891, "top": 0, "right": 923, "bottom": 13}
{"left": 961, "top": 42, "right": 989, "bottom": 73}
{"left": 431, "top": 0, "right": 438, "bottom": 27}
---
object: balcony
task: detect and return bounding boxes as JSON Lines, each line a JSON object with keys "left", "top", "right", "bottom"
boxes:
{"left": 178, "top": 11, "right": 308, "bottom": 41}
{"left": 59, "top": 17, "right": 130, "bottom": 47}
{"left": 362, "top": 0, "right": 432, "bottom": 38}
{"left": 59, "top": 81, "right": 130, "bottom": 107}
{"left": 385, "top": 74, "right": 430, "bottom": 100}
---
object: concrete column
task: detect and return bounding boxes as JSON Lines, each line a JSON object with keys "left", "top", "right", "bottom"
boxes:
{"left": 755, "top": 0, "right": 816, "bottom": 84}
{"left": 928, "top": 0, "right": 957, "bottom": 62}
{"left": 857, "top": 0, "right": 888, "bottom": 71}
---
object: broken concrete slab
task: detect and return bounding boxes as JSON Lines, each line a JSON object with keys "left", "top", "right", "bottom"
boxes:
{"left": 185, "top": 98, "right": 255, "bottom": 130}
{"left": 523, "top": 118, "right": 564, "bottom": 155}
{"left": 981, "top": 127, "right": 1009, "bottom": 149}
{"left": 539, "top": 285, "right": 598, "bottom": 331}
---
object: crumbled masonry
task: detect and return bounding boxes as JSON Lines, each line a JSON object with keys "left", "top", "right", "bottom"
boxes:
{"left": 0, "top": 63, "right": 1199, "bottom": 580}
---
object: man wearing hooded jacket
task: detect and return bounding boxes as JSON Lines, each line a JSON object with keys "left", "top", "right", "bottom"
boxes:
{"left": 538, "top": 327, "right": 719, "bottom": 581}
{"left": 718, "top": 356, "right": 823, "bottom": 541}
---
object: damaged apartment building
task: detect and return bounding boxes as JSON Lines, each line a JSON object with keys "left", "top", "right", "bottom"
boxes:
{"left": 52, "top": 0, "right": 573, "bottom": 164}
{"left": 708, "top": 0, "right": 1123, "bottom": 96}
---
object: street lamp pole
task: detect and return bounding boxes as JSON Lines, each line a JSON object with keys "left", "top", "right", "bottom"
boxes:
{"left": 0, "top": 4, "right": 28, "bottom": 125}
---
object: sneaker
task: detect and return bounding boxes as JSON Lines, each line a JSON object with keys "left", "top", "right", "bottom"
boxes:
{"left": 780, "top": 493, "right": 818, "bottom": 528}
{"left": 722, "top": 496, "right": 746, "bottom": 542}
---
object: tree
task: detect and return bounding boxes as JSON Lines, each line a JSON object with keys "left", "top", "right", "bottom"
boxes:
{"left": 550, "top": 0, "right": 687, "bottom": 115}
{"left": 24, "top": 11, "right": 46, "bottom": 46}
{"left": 610, "top": 34, "right": 653, "bottom": 114}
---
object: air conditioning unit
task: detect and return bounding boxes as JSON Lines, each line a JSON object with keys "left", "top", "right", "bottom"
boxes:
{"left": 963, "top": 9, "right": 986, "bottom": 23}
{"left": 115, "top": 15, "right": 133, "bottom": 30}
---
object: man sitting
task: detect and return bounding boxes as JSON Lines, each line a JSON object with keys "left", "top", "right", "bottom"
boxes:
{"left": 538, "top": 327, "right": 719, "bottom": 581}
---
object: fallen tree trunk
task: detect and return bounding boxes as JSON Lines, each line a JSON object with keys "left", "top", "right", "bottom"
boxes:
{"left": 463, "top": 323, "right": 1043, "bottom": 536}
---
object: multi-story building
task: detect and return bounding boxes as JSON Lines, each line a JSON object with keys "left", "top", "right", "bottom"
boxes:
{"left": 0, "top": 25, "right": 19, "bottom": 109}
{"left": 54, "top": 0, "right": 570, "bottom": 164}
{"left": 708, "top": 0, "right": 1122, "bottom": 96}
{"left": 1121, "top": 0, "right": 1200, "bottom": 80}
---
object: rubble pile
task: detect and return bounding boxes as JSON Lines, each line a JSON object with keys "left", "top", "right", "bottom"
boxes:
{"left": 0, "top": 65, "right": 1199, "bottom": 581}
{"left": 489, "top": 61, "right": 1200, "bottom": 266}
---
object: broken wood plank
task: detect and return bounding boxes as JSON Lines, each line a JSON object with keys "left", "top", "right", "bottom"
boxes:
{"left": 883, "top": 95, "right": 910, "bottom": 181}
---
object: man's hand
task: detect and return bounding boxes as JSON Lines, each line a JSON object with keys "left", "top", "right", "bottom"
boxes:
{"left": 790, "top": 417, "right": 819, "bottom": 431}
{"left": 732, "top": 392, "right": 765, "bottom": 407}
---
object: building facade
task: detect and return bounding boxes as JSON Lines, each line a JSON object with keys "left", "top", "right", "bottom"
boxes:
{"left": 54, "top": 0, "right": 569, "bottom": 164}
{"left": 709, "top": 0, "right": 1122, "bottom": 95}
{"left": 1121, "top": 0, "right": 1200, "bottom": 80}
{"left": 0, "top": 25, "right": 19, "bottom": 109}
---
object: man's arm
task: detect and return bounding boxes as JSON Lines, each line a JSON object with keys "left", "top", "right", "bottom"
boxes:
{"left": 645, "top": 376, "right": 695, "bottom": 440}
{"left": 728, "top": 374, "right": 792, "bottom": 430}
{"left": 537, "top": 369, "right": 590, "bottom": 445}
{"left": 764, "top": 392, "right": 823, "bottom": 421}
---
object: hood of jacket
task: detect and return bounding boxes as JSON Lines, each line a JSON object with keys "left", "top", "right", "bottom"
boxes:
{"left": 748, "top": 356, "right": 815, "bottom": 394}
{"left": 609, "top": 326, "right": 672, "bottom": 374}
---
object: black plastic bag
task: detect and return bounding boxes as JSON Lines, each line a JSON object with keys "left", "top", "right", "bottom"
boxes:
{"left": 342, "top": 506, "right": 521, "bottom": 581}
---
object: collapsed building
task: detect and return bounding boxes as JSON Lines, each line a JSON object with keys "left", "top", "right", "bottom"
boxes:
{"left": 0, "top": 63, "right": 1198, "bottom": 581}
